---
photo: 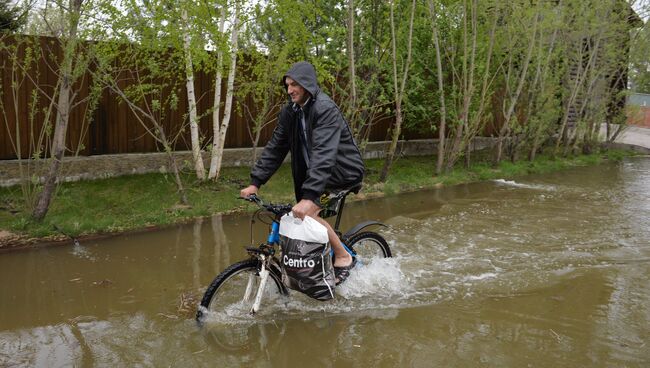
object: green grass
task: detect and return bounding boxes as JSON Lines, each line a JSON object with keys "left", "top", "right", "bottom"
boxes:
{"left": 0, "top": 148, "right": 636, "bottom": 243}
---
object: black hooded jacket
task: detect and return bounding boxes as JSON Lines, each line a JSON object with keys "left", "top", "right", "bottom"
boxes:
{"left": 250, "top": 62, "right": 364, "bottom": 202}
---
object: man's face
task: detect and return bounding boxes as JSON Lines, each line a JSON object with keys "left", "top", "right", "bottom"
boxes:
{"left": 285, "top": 77, "right": 309, "bottom": 106}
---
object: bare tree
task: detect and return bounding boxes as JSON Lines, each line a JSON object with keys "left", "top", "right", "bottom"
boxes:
{"left": 0, "top": 36, "right": 46, "bottom": 210}
{"left": 427, "top": 0, "right": 447, "bottom": 175}
{"left": 379, "top": 0, "right": 416, "bottom": 182}
{"left": 521, "top": 22, "right": 561, "bottom": 161}
{"left": 32, "top": 0, "right": 85, "bottom": 220}
{"left": 434, "top": 0, "right": 498, "bottom": 172}
{"left": 494, "top": 4, "right": 540, "bottom": 164}
{"left": 553, "top": 3, "right": 605, "bottom": 156}
{"left": 347, "top": 0, "right": 358, "bottom": 134}
{"left": 102, "top": 71, "right": 189, "bottom": 205}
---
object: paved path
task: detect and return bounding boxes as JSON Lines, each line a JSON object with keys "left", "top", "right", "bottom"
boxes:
{"left": 600, "top": 124, "right": 650, "bottom": 153}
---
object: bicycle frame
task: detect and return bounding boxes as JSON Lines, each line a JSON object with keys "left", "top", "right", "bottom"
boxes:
{"left": 242, "top": 188, "right": 386, "bottom": 315}
{"left": 197, "top": 190, "right": 392, "bottom": 322}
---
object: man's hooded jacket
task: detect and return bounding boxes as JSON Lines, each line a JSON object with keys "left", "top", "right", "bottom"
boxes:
{"left": 250, "top": 62, "right": 364, "bottom": 202}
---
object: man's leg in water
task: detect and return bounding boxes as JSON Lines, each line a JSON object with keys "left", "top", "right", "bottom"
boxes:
{"left": 317, "top": 216, "right": 353, "bottom": 267}
{"left": 304, "top": 207, "right": 353, "bottom": 268}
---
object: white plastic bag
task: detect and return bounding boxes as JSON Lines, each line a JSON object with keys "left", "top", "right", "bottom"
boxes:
{"left": 278, "top": 213, "right": 335, "bottom": 300}
{"left": 279, "top": 213, "right": 329, "bottom": 243}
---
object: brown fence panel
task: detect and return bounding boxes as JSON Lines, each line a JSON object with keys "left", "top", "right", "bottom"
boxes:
{"left": 0, "top": 35, "right": 95, "bottom": 159}
{"left": 1, "top": 34, "right": 428, "bottom": 161}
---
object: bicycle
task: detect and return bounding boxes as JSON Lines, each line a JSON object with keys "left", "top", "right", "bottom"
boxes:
{"left": 196, "top": 184, "right": 392, "bottom": 322}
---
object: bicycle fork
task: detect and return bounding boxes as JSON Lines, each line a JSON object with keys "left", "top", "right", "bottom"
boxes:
{"left": 248, "top": 255, "right": 270, "bottom": 315}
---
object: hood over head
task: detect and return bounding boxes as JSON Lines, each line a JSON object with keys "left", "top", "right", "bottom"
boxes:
{"left": 283, "top": 62, "right": 320, "bottom": 99}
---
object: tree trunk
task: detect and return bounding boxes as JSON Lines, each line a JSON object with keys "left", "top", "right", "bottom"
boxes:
{"left": 445, "top": 0, "right": 477, "bottom": 172}
{"left": 379, "top": 0, "right": 415, "bottom": 182}
{"left": 208, "top": 6, "right": 227, "bottom": 179}
{"left": 181, "top": 8, "right": 205, "bottom": 180}
{"left": 160, "top": 132, "right": 189, "bottom": 205}
{"left": 32, "top": 0, "right": 83, "bottom": 221}
{"left": 347, "top": 0, "right": 358, "bottom": 134}
{"left": 427, "top": 0, "right": 447, "bottom": 176}
{"left": 555, "top": 31, "right": 603, "bottom": 156}
{"left": 495, "top": 8, "right": 539, "bottom": 164}
{"left": 209, "top": 2, "right": 239, "bottom": 181}
{"left": 32, "top": 75, "right": 71, "bottom": 220}
{"left": 528, "top": 26, "right": 560, "bottom": 161}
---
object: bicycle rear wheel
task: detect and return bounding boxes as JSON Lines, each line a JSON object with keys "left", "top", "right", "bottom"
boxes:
{"left": 196, "top": 259, "right": 287, "bottom": 322}
{"left": 346, "top": 231, "right": 392, "bottom": 264}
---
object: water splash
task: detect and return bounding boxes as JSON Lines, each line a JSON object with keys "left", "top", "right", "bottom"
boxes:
{"left": 198, "top": 255, "right": 414, "bottom": 325}
{"left": 70, "top": 243, "right": 96, "bottom": 261}
{"left": 493, "top": 179, "right": 557, "bottom": 191}
{"left": 337, "top": 256, "right": 410, "bottom": 298}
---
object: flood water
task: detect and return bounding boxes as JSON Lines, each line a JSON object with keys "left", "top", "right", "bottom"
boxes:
{"left": 1, "top": 157, "right": 649, "bottom": 367}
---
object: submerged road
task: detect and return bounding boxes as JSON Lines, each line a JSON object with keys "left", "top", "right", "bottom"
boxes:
{"left": 1, "top": 158, "right": 649, "bottom": 367}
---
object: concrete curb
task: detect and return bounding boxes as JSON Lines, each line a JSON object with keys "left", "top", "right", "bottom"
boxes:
{"left": 2, "top": 127, "right": 648, "bottom": 187}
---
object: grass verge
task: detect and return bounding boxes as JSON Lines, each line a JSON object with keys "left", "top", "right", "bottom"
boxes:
{"left": 0, "top": 149, "right": 636, "bottom": 247}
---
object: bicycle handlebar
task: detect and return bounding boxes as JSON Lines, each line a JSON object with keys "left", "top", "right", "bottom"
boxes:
{"left": 239, "top": 195, "right": 293, "bottom": 216}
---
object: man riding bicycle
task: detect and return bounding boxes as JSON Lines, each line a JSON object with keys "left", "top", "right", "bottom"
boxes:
{"left": 240, "top": 61, "right": 364, "bottom": 285}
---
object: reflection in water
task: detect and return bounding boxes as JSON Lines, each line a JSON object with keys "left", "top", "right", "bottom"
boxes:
{"left": 192, "top": 218, "right": 203, "bottom": 290}
{"left": 201, "top": 319, "right": 287, "bottom": 354}
{"left": 211, "top": 214, "right": 230, "bottom": 274}
{"left": 1, "top": 158, "right": 649, "bottom": 366}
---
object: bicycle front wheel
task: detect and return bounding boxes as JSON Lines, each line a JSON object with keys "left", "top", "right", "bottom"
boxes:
{"left": 196, "top": 259, "right": 287, "bottom": 322}
{"left": 347, "top": 231, "right": 392, "bottom": 264}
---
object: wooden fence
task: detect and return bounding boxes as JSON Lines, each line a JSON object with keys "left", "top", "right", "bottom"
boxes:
{"left": 1, "top": 35, "right": 403, "bottom": 160}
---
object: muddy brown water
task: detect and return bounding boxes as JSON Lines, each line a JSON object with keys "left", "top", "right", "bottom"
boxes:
{"left": 1, "top": 158, "right": 649, "bottom": 367}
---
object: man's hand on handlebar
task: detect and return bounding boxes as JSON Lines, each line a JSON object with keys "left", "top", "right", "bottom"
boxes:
{"left": 240, "top": 185, "right": 259, "bottom": 199}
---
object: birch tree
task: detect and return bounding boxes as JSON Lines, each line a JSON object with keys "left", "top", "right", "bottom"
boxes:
{"left": 208, "top": 0, "right": 240, "bottom": 180}
{"left": 95, "top": 47, "right": 190, "bottom": 205}
{"left": 92, "top": 0, "right": 190, "bottom": 204}
{"left": 235, "top": 0, "right": 315, "bottom": 163}
{"left": 180, "top": 6, "right": 206, "bottom": 180}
